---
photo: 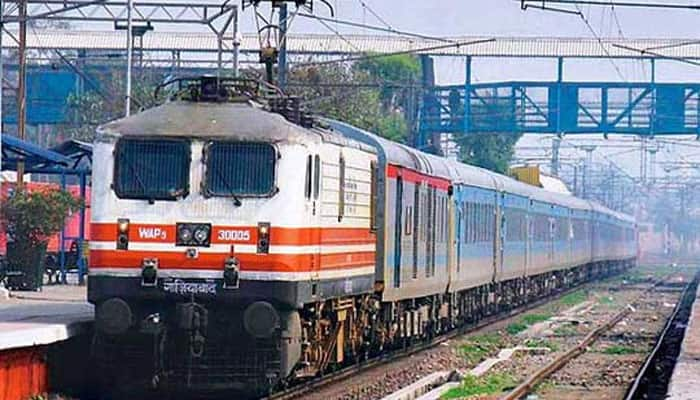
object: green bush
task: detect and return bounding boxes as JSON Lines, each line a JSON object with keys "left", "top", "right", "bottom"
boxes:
{"left": 442, "top": 373, "right": 516, "bottom": 399}
{"left": 1, "top": 188, "right": 82, "bottom": 289}
{"left": 1, "top": 188, "right": 82, "bottom": 246}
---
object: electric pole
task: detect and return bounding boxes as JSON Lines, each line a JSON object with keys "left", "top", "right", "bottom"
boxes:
{"left": 278, "top": 3, "right": 288, "bottom": 91}
{"left": 16, "top": 0, "right": 26, "bottom": 187}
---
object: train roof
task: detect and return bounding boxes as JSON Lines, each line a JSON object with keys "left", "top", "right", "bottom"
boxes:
{"left": 95, "top": 101, "right": 633, "bottom": 224}
{"left": 327, "top": 118, "right": 633, "bottom": 222}
{"left": 96, "top": 101, "right": 374, "bottom": 152}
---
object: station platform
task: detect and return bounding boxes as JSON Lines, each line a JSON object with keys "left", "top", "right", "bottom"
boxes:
{"left": 0, "top": 285, "right": 93, "bottom": 400}
{"left": 667, "top": 284, "right": 700, "bottom": 400}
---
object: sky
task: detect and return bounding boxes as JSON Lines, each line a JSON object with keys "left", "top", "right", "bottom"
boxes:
{"left": 254, "top": 0, "right": 700, "bottom": 182}
{"left": 260, "top": 0, "right": 700, "bottom": 84}
{"left": 22, "top": 0, "right": 700, "bottom": 181}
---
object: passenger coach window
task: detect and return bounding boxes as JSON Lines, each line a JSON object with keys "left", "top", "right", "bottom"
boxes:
{"left": 205, "top": 142, "right": 276, "bottom": 196}
{"left": 305, "top": 155, "right": 312, "bottom": 199}
{"left": 370, "top": 161, "right": 378, "bottom": 231}
{"left": 114, "top": 138, "right": 190, "bottom": 201}
{"left": 338, "top": 155, "right": 346, "bottom": 221}
{"left": 313, "top": 155, "right": 321, "bottom": 199}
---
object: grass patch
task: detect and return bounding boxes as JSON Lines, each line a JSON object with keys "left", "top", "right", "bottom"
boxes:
{"left": 601, "top": 345, "right": 644, "bottom": 355}
{"left": 553, "top": 324, "right": 578, "bottom": 336}
{"left": 558, "top": 290, "right": 588, "bottom": 307}
{"left": 599, "top": 295, "right": 615, "bottom": 305}
{"left": 506, "top": 322, "right": 528, "bottom": 335}
{"left": 442, "top": 373, "right": 516, "bottom": 399}
{"left": 460, "top": 333, "right": 505, "bottom": 364}
{"left": 505, "top": 313, "right": 552, "bottom": 336}
{"left": 533, "top": 380, "right": 555, "bottom": 394}
{"left": 524, "top": 338, "right": 559, "bottom": 352}
{"left": 521, "top": 313, "right": 552, "bottom": 325}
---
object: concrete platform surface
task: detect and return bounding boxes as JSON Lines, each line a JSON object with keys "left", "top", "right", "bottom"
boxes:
{"left": 0, "top": 285, "right": 93, "bottom": 351}
{"left": 667, "top": 284, "right": 700, "bottom": 400}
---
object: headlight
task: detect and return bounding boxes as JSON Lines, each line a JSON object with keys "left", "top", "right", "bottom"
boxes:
{"left": 116, "top": 218, "right": 130, "bottom": 250}
{"left": 176, "top": 222, "right": 211, "bottom": 247}
{"left": 194, "top": 227, "right": 210, "bottom": 244}
{"left": 257, "top": 222, "right": 270, "bottom": 254}
{"left": 179, "top": 227, "right": 193, "bottom": 242}
{"left": 118, "top": 219, "right": 130, "bottom": 233}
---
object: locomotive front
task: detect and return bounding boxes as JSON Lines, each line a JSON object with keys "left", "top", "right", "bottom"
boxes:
{"left": 88, "top": 94, "right": 317, "bottom": 394}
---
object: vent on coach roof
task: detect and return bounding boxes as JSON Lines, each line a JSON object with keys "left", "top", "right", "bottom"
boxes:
{"left": 269, "top": 97, "right": 315, "bottom": 128}
{"left": 154, "top": 76, "right": 315, "bottom": 128}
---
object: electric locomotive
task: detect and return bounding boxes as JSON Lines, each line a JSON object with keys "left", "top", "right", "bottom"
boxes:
{"left": 88, "top": 77, "right": 637, "bottom": 396}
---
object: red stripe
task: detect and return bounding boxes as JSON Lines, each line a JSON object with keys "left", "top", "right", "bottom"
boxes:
{"left": 91, "top": 223, "right": 375, "bottom": 246}
{"left": 89, "top": 249, "right": 375, "bottom": 272}
{"left": 386, "top": 164, "right": 451, "bottom": 191}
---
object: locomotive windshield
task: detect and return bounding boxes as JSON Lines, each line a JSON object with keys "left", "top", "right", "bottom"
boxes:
{"left": 114, "top": 138, "right": 190, "bottom": 201}
{"left": 204, "top": 142, "right": 276, "bottom": 197}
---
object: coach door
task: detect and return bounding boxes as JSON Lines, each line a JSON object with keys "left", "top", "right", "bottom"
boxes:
{"left": 393, "top": 176, "right": 403, "bottom": 288}
{"left": 307, "top": 154, "right": 322, "bottom": 286}
{"left": 499, "top": 193, "right": 506, "bottom": 280}
{"left": 549, "top": 216, "right": 556, "bottom": 263}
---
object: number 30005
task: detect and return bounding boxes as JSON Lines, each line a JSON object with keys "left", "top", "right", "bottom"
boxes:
{"left": 217, "top": 230, "right": 251, "bottom": 241}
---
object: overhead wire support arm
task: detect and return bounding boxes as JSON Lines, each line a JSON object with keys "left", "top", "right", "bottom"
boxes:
{"left": 520, "top": 2, "right": 583, "bottom": 15}
{"left": 519, "top": 0, "right": 700, "bottom": 10}
{"left": 296, "top": 12, "right": 456, "bottom": 43}
{"left": 293, "top": 37, "right": 496, "bottom": 68}
{"left": 2, "top": 0, "right": 238, "bottom": 24}
{"left": 612, "top": 43, "right": 700, "bottom": 68}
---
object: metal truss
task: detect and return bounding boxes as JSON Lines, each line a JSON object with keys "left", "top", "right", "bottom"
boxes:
{"left": 420, "top": 81, "right": 700, "bottom": 140}
{"left": 1, "top": 0, "right": 237, "bottom": 27}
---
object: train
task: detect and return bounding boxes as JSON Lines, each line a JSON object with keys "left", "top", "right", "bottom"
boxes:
{"left": 88, "top": 77, "right": 637, "bottom": 397}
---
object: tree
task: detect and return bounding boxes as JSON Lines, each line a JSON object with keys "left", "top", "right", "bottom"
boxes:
{"left": 451, "top": 94, "right": 523, "bottom": 174}
{"left": 57, "top": 68, "right": 167, "bottom": 141}
{"left": 287, "top": 54, "right": 420, "bottom": 143}
{"left": 458, "top": 133, "right": 521, "bottom": 174}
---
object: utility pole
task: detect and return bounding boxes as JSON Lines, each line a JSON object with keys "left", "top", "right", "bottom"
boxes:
{"left": 581, "top": 145, "right": 596, "bottom": 199}
{"left": 648, "top": 142, "right": 659, "bottom": 185}
{"left": 551, "top": 136, "right": 561, "bottom": 176}
{"left": 278, "top": 3, "right": 288, "bottom": 91}
{"left": 233, "top": 7, "right": 240, "bottom": 78}
{"left": 125, "top": 0, "right": 133, "bottom": 116}
{"left": 16, "top": 0, "right": 26, "bottom": 187}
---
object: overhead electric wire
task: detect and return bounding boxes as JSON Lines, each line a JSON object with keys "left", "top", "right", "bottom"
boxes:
{"left": 295, "top": 12, "right": 430, "bottom": 108}
{"left": 291, "top": 36, "right": 495, "bottom": 68}
{"left": 355, "top": 0, "right": 393, "bottom": 30}
{"left": 518, "top": 0, "right": 700, "bottom": 10}
{"left": 644, "top": 40, "right": 700, "bottom": 52}
{"left": 296, "top": 12, "right": 455, "bottom": 43}
{"left": 608, "top": 1, "right": 626, "bottom": 38}
{"left": 612, "top": 43, "right": 700, "bottom": 67}
{"left": 574, "top": 4, "right": 627, "bottom": 81}
{"left": 314, "top": 13, "right": 365, "bottom": 55}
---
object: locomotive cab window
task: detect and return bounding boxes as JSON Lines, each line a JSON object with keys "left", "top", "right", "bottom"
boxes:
{"left": 205, "top": 142, "right": 277, "bottom": 197}
{"left": 114, "top": 138, "right": 190, "bottom": 201}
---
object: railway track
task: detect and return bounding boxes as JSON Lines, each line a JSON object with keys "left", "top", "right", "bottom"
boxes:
{"left": 263, "top": 273, "right": 626, "bottom": 400}
{"left": 500, "top": 272, "right": 697, "bottom": 400}
{"left": 623, "top": 271, "right": 699, "bottom": 400}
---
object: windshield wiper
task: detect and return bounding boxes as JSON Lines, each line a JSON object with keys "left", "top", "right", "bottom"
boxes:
{"left": 126, "top": 161, "right": 148, "bottom": 195}
{"left": 213, "top": 168, "right": 242, "bottom": 207}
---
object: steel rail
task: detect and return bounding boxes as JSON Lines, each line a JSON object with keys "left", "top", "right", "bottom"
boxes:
{"left": 263, "top": 273, "right": 627, "bottom": 400}
{"left": 502, "top": 273, "right": 684, "bottom": 400}
{"left": 623, "top": 271, "right": 699, "bottom": 400}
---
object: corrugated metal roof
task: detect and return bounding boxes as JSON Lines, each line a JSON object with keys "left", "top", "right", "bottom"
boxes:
{"left": 6, "top": 30, "right": 700, "bottom": 59}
